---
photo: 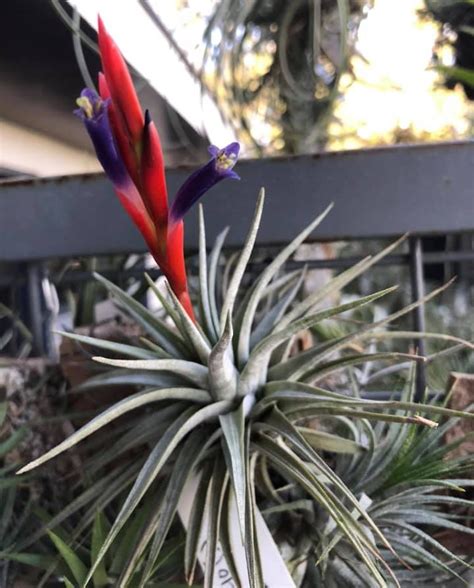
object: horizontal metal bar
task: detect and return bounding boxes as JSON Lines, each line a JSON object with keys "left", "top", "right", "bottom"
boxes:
{"left": 1, "top": 141, "right": 474, "bottom": 261}
{"left": 0, "top": 248, "right": 473, "bottom": 288}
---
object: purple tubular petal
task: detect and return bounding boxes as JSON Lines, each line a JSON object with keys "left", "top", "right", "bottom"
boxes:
{"left": 208, "top": 145, "right": 219, "bottom": 157}
{"left": 169, "top": 142, "right": 240, "bottom": 226}
{"left": 74, "top": 88, "right": 130, "bottom": 189}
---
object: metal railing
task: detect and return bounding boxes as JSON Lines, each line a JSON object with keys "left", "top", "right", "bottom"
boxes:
{"left": 1, "top": 141, "right": 473, "bottom": 401}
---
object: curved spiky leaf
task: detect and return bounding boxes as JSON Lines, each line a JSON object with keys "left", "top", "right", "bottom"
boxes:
{"left": 75, "top": 368, "right": 183, "bottom": 391}
{"left": 250, "top": 268, "right": 306, "bottom": 349}
{"left": 299, "top": 427, "right": 367, "bottom": 454}
{"left": 166, "top": 281, "right": 212, "bottom": 364}
{"left": 220, "top": 189, "right": 265, "bottom": 328}
{"left": 204, "top": 458, "right": 228, "bottom": 588}
{"left": 219, "top": 401, "right": 247, "bottom": 547}
{"left": 280, "top": 234, "right": 407, "bottom": 329}
{"left": 209, "top": 313, "right": 238, "bottom": 400}
{"left": 184, "top": 463, "right": 214, "bottom": 584}
{"left": 236, "top": 203, "right": 334, "bottom": 367}
{"left": 197, "top": 205, "right": 217, "bottom": 341}
{"left": 239, "top": 287, "right": 398, "bottom": 397}
{"left": 55, "top": 331, "right": 158, "bottom": 360}
{"left": 119, "top": 429, "right": 207, "bottom": 587}
{"left": 271, "top": 279, "right": 457, "bottom": 382}
{"left": 208, "top": 227, "right": 230, "bottom": 335}
{"left": 17, "top": 388, "right": 211, "bottom": 474}
{"left": 254, "top": 434, "right": 392, "bottom": 587}
{"left": 262, "top": 381, "right": 474, "bottom": 421}
{"left": 92, "top": 356, "right": 209, "bottom": 388}
{"left": 306, "top": 352, "right": 424, "bottom": 384}
{"left": 261, "top": 410, "right": 403, "bottom": 561}
{"left": 144, "top": 273, "right": 193, "bottom": 348}
{"left": 83, "top": 400, "right": 232, "bottom": 587}
{"left": 93, "top": 272, "right": 189, "bottom": 357}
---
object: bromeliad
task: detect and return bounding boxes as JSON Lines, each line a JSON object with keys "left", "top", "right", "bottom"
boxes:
{"left": 74, "top": 17, "right": 240, "bottom": 320}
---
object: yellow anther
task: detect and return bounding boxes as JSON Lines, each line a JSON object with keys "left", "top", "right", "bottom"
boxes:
{"left": 216, "top": 151, "right": 236, "bottom": 171}
{"left": 76, "top": 96, "right": 94, "bottom": 119}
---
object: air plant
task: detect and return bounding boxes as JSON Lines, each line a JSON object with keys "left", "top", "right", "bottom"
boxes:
{"left": 16, "top": 18, "right": 474, "bottom": 588}
{"left": 290, "top": 375, "right": 474, "bottom": 586}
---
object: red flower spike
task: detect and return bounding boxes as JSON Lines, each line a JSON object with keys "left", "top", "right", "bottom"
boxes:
{"left": 114, "top": 187, "right": 159, "bottom": 256}
{"left": 165, "top": 222, "right": 195, "bottom": 321}
{"left": 97, "top": 17, "right": 144, "bottom": 148}
{"left": 98, "top": 73, "right": 140, "bottom": 187}
{"left": 141, "top": 110, "right": 169, "bottom": 250}
{"left": 78, "top": 19, "right": 241, "bottom": 323}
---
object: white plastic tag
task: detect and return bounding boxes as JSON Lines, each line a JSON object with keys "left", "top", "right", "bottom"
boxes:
{"left": 178, "top": 474, "right": 296, "bottom": 588}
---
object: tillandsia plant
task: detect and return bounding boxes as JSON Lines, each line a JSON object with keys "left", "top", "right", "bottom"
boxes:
{"left": 264, "top": 372, "right": 474, "bottom": 587}
{"left": 17, "top": 18, "right": 474, "bottom": 588}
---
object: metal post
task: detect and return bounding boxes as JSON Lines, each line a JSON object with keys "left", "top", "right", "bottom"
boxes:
{"left": 408, "top": 237, "right": 427, "bottom": 402}
{"left": 26, "top": 262, "right": 46, "bottom": 357}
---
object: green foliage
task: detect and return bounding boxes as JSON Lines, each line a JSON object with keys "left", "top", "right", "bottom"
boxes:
{"left": 17, "top": 192, "right": 474, "bottom": 587}
{"left": 294, "top": 381, "right": 474, "bottom": 586}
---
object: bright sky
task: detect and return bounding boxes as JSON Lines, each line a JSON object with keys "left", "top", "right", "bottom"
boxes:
{"left": 68, "top": 0, "right": 472, "bottom": 153}
{"left": 327, "top": 0, "right": 472, "bottom": 150}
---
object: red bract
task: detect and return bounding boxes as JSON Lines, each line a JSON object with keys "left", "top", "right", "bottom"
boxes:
{"left": 76, "top": 17, "right": 240, "bottom": 323}
{"left": 96, "top": 17, "right": 194, "bottom": 319}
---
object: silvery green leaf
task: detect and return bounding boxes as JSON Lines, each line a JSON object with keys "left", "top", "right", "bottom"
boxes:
{"left": 384, "top": 532, "right": 467, "bottom": 583}
{"left": 76, "top": 368, "right": 184, "bottom": 391}
{"left": 219, "top": 401, "right": 247, "bottom": 547}
{"left": 121, "top": 429, "right": 207, "bottom": 587}
{"left": 185, "top": 462, "right": 214, "bottom": 585}
{"left": 93, "top": 272, "right": 188, "bottom": 357}
{"left": 55, "top": 331, "right": 158, "bottom": 360}
{"left": 254, "top": 434, "right": 391, "bottom": 587}
{"left": 204, "top": 458, "right": 228, "bottom": 588}
{"left": 144, "top": 273, "right": 193, "bottom": 349}
{"left": 218, "top": 483, "right": 241, "bottom": 588}
{"left": 208, "top": 227, "right": 230, "bottom": 335}
{"left": 239, "top": 287, "right": 397, "bottom": 397}
{"left": 272, "top": 279, "right": 457, "bottom": 382}
{"left": 299, "top": 427, "right": 367, "bottom": 454}
{"left": 220, "top": 189, "right": 265, "bottom": 329}
{"left": 17, "top": 388, "right": 211, "bottom": 474}
{"left": 92, "top": 356, "right": 209, "bottom": 388}
{"left": 367, "top": 330, "right": 474, "bottom": 350}
{"left": 250, "top": 269, "right": 306, "bottom": 349}
{"left": 237, "top": 204, "right": 334, "bottom": 367}
{"left": 197, "top": 205, "right": 217, "bottom": 341}
{"left": 208, "top": 313, "right": 238, "bottom": 400}
{"left": 85, "top": 407, "right": 181, "bottom": 476}
{"left": 165, "top": 281, "right": 212, "bottom": 364}
{"left": 244, "top": 448, "right": 264, "bottom": 588}
{"left": 83, "top": 400, "right": 232, "bottom": 587}
{"left": 306, "top": 352, "right": 423, "bottom": 384}
{"left": 260, "top": 408, "right": 399, "bottom": 565}
{"left": 280, "top": 234, "right": 407, "bottom": 329}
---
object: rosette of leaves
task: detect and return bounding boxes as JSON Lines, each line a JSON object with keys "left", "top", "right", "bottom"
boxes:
{"left": 285, "top": 375, "right": 474, "bottom": 587}
{"left": 17, "top": 193, "right": 474, "bottom": 587}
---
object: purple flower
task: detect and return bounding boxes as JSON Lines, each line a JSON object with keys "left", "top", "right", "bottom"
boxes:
{"left": 74, "top": 89, "right": 130, "bottom": 189}
{"left": 169, "top": 142, "right": 240, "bottom": 227}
